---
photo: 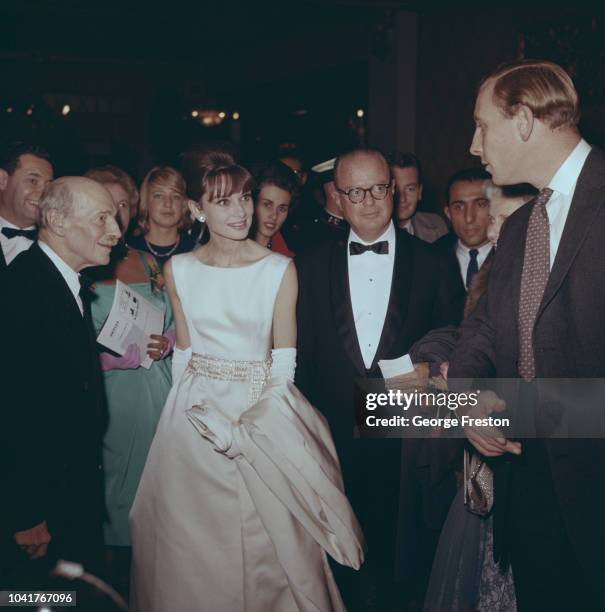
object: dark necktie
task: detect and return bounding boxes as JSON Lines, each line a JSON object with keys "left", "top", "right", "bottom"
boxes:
{"left": 466, "top": 248, "right": 479, "bottom": 289}
{"left": 79, "top": 275, "right": 94, "bottom": 323}
{"left": 349, "top": 240, "right": 389, "bottom": 256}
{"left": 518, "top": 187, "right": 553, "bottom": 379}
{"left": 1, "top": 226, "right": 37, "bottom": 240}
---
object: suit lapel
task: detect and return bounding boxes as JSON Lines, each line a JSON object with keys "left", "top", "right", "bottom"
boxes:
{"left": 370, "top": 230, "right": 412, "bottom": 371}
{"left": 32, "top": 244, "right": 88, "bottom": 329}
{"left": 537, "top": 152, "right": 605, "bottom": 321}
{"left": 330, "top": 239, "right": 367, "bottom": 376}
{"left": 0, "top": 244, "right": 6, "bottom": 269}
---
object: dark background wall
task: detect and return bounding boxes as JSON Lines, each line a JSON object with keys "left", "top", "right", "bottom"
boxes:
{"left": 415, "top": 5, "right": 605, "bottom": 213}
{"left": 1, "top": 2, "right": 603, "bottom": 208}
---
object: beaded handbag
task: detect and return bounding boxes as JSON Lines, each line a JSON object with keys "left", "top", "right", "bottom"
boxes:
{"left": 463, "top": 448, "right": 494, "bottom": 516}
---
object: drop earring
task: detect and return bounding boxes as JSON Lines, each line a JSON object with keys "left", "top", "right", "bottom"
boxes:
{"left": 197, "top": 213, "right": 206, "bottom": 223}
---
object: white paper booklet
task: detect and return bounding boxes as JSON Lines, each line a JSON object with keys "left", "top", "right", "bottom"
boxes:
{"left": 378, "top": 354, "right": 415, "bottom": 379}
{"left": 96, "top": 280, "right": 164, "bottom": 370}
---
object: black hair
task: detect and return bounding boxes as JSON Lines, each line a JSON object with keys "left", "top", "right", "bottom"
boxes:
{"left": 0, "top": 141, "right": 51, "bottom": 175}
{"left": 254, "top": 161, "right": 300, "bottom": 205}
{"left": 445, "top": 167, "right": 491, "bottom": 204}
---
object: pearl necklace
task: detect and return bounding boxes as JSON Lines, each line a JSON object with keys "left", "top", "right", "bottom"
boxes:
{"left": 144, "top": 235, "right": 181, "bottom": 257}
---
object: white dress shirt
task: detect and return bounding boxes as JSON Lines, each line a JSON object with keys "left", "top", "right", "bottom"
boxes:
{"left": 0, "top": 215, "right": 36, "bottom": 265}
{"left": 455, "top": 241, "right": 492, "bottom": 288}
{"left": 348, "top": 222, "right": 396, "bottom": 369}
{"left": 546, "top": 138, "right": 591, "bottom": 269}
{"left": 39, "top": 241, "right": 84, "bottom": 315}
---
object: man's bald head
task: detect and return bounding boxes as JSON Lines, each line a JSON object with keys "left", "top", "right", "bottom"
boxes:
{"left": 38, "top": 176, "right": 114, "bottom": 229}
{"left": 38, "top": 176, "right": 121, "bottom": 272}
{"left": 333, "top": 148, "right": 394, "bottom": 242}
{"left": 333, "top": 148, "right": 390, "bottom": 187}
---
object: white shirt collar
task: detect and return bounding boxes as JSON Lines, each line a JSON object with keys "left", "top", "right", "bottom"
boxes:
{"left": 456, "top": 240, "right": 492, "bottom": 257}
{"left": 548, "top": 138, "right": 591, "bottom": 196}
{"left": 348, "top": 221, "right": 396, "bottom": 248}
{"left": 38, "top": 241, "right": 83, "bottom": 313}
{"left": 0, "top": 214, "right": 36, "bottom": 231}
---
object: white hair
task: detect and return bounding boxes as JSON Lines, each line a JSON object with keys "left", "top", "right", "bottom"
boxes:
{"left": 38, "top": 179, "right": 76, "bottom": 229}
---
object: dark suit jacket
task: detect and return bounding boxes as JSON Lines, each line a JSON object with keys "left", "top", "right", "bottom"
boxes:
{"left": 0, "top": 244, "right": 107, "bottom": 576}
{"left": 434, "top": 231, "right": 494, "bottom": 291}
{"left": 295, "top": 228, "right": 465, "bottom": 571}
{"left": 448, "top": 148, "right": 605, "bottom": 582}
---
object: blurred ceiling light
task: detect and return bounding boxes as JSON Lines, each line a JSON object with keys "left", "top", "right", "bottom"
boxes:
{"left": 6, "top": 106, "right": 13, "bottom": 113}
{"left": 26, "top": 107, "right": 33, "bottom": 116}
{"left": 356, "top": 108, "right": 364, "bottom": 118}
{"left": 191, "top": 110, "right": 199, "bottom": 118}
{"left": 293, "top": 109, "right": 307, "bottom": 116}
{"left": 192, "top": 110, "right": 226, "bottom": 127}
{"left": 232, "top": 111, "right": 240, "bottom": 120}
{"left": 62, "top": 104, "right": 71, "bottom": 116}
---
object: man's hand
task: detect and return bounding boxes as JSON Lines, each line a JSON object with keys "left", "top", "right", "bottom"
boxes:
{"left": 461, "top": 390, "right": 522, "bottom": 457}
{"left": 14, "top": 521, "right": 51, "bottom": 560}
{"left": 385, "top": 362, "right": 430, "bottom": 392}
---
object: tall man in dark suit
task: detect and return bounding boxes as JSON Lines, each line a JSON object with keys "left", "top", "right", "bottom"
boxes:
{"left": 449, "top": 59, "right": 605, "bottom": 610}
{"left": 0, "top": 177, "right": 120, "bottom": 589}
{"left": 0, "top": 142, "right": 53, "bottom": 268}
{"left": 295, "top": 148, "right": 464, "bottom": 610}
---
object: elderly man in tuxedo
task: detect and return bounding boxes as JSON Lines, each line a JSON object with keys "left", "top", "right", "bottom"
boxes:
{"left": 0, "top": 142, "right": 53, "bottom": 267}
{"left": 0, "top": 177, "right": 120, "bottom": 589}
{"left": 449, "top": 59, "right": 605, "bottom": 610}
{"left": 296, "top": 148, "right": 464, "bottom": 610}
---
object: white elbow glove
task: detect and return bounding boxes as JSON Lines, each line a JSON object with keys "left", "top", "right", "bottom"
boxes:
{"left": 171, "top": 346, "right": 192, "bottom": 382}
{"left": 270, "top": 348, "right": 297, "bottom": 382}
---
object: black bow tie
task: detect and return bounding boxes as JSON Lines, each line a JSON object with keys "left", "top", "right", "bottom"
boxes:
{"left": 2, "top": 226, "right": 37, "bottom": 240}
{"left": 349, "top": 240, "right": 389, "bottom": 256}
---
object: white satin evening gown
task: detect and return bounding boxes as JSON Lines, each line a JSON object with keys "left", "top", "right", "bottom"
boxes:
{"left": 129, "top": 251, "right": 364, "bottom": 612}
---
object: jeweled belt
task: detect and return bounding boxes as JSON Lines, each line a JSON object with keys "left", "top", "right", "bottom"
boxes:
{"left": 186, "top": 352, "right": 271, "bottom": 406}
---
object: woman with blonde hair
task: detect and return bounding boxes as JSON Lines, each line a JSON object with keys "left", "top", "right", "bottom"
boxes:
{"left": 127, "top": 166, "right": 196, "bottom": 266}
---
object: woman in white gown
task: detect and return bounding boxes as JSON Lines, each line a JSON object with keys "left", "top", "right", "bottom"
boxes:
{"left": 129, "top": 152, "right": 364, "bottom": 612}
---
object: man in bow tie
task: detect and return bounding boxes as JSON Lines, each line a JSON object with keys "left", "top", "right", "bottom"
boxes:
{"left": 0, "top": 177, "right": 120, "bottom": 594}
{"left": 0, "top": 142, "right": 54, "bottom": 267}
{"left": 295, "top": 147, "right": 465, "bottom": 610}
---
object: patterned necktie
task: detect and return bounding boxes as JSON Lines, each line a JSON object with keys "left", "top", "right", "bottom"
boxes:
{"left": 517, "top": 187, "right": 553, "bottom": 379}
{"left": 349, "top": 240, "right": 389, "bottom": 255}
{"left": 466, "top": 248, "right": 479, "bottom": 289}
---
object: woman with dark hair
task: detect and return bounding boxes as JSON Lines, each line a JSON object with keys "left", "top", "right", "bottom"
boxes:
{"left": 127, "top": 166, "right": 197, "bottom": 266}
{"left": 130, "top": 151, "right": 363, "bottom": 612}
{"left": 251, "top": 161, "right": 299, "bottom": 256}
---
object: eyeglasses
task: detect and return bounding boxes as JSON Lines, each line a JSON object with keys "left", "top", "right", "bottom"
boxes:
{"left": 335, "top": 183, "right": 391, "bottom": 204}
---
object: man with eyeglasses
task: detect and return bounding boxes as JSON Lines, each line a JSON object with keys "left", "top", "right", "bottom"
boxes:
{"left": 295, "top": 147, "right": 464, "bottom": 611}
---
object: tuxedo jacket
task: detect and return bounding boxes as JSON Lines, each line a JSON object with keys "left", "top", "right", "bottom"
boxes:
{"left": 448, "top": 147, "right": 605, "bottom": 576}
{"left": 0, "top": 244, "right": 106, "bottom": 569}
{"left": 410, "top": 211, "right": 449, "bottom": 243}
{"left": 295, "top": 228, "right": 465, "bottom": 567}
